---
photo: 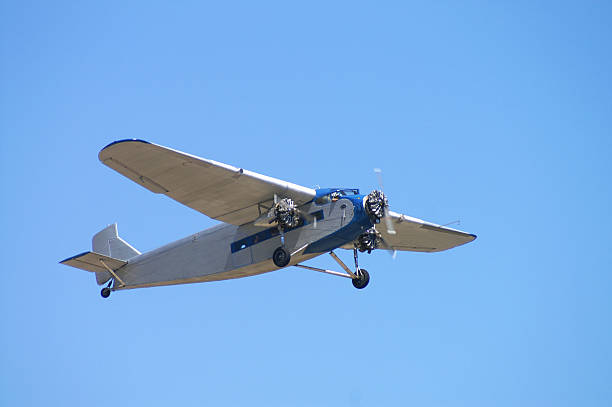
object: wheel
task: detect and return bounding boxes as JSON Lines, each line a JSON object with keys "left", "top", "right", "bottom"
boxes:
{"left": 272, "top": 246, "right": 291, "bottom": 267}
{"left": 352, "top": 268, "right": 370, "bottom": 289}
{"left": 101, "top": 287, "right": 111, "bottom": 298}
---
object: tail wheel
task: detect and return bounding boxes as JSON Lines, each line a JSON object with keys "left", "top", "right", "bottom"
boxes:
{"left": 352, "top": 268, "right": 370, "bottom": 289}
{"left": 273, "top": 247, "right": 291, "bottom": 268}
{"left": 101, "top": 287, "right": 111, "bottom": 298}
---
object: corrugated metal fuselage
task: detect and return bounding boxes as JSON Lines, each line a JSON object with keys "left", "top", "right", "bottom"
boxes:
{"left": 113, "top": 196, "right": 373, "bottom": 290}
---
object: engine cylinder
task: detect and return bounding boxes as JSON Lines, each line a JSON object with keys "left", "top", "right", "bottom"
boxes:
{"left": 355, "top": 227, "right": 380, "bottom": 253}
{"left": 273, "top": 198, "right": 300, "bottom": 230}
{"left": 365, "top": 190, "right": 388, "bottom": 222}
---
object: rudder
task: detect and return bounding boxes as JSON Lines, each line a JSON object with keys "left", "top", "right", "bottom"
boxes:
{"left": 92, "top": 224, "right": 140, "bottom": 285}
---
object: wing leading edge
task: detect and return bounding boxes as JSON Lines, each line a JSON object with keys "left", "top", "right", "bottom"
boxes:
{"left": 99, "top": 140, "right": 315, "bottom": 225}
{"left": 378, "top": 211, "right": 476, "bottom": 252}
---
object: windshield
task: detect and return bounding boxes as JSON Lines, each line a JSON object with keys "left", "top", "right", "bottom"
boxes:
{"left": 339, "top": 189, "right": 358, "bottom": 196}
{"left": 315, "top": 189, "right": 359, "bottom": 204}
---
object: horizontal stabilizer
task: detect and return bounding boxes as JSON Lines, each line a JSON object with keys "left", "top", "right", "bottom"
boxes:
{"left": 60, "top": 252, "right": 127, "bottom": 274}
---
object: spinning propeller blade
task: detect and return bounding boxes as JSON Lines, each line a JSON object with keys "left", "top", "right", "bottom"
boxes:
{"left": 377, "top": 235, "right": 398, "bottom": 260}
{"left": 374, "top": 168, "right": 396, "bottom": 235}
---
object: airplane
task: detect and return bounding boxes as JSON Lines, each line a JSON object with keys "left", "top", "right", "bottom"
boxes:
{"left": 60, "top": 139, "right": 477, "bottom": 298}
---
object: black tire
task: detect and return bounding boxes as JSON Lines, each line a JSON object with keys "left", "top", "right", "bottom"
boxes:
{"left": 101, "top": 287, "right": 111, "bottom": 298}
{"left": 352, "top": 268, "right": 370, "bottom": 289}
{"left": 273, "top": 247, "right": 291, "bottom": 268}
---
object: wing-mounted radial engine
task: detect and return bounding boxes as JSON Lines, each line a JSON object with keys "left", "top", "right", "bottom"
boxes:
{"left": 253, "top": 197, "right": 302, "bottom": 230}
{"left": 251, "top": 197, "right": 304, "bottom": 269}
{"left": 271, "top": 198, "right": 301, "bottom": 230}
{"left": 355, "top": 227, "right": 382, "bottom": 254}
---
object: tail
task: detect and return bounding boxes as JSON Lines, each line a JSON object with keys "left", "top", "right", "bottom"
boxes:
{"left": 92, "top": 224, "right": 139, "bottom": 261}
{"left": 91, "top": 224, "right": 140, "bottom": 284}
{"left": 60, "top": 224, "right": 140, "bottom": 285}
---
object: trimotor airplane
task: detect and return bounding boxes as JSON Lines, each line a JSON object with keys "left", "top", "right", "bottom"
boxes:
{"left": 60, "top": 140, "right": 476, "bottom": 298}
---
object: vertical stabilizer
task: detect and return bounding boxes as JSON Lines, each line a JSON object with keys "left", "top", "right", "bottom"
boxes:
{"left": 92, "top": 224, "right": 140, "bottom": 285}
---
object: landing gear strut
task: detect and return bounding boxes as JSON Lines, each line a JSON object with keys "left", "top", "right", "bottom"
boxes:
{"left": 293, "top": 248, "right": 370, "bottom": 289}
{"left": 273, "top": 224, "right": 292, "bottom": 268}
{"left": 350, "top": 248, "right": 369, "bottom": 289}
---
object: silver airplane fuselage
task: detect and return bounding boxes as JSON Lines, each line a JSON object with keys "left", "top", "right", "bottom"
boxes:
{"left": 113, "top": 195, "right": 373, "bottom": 290}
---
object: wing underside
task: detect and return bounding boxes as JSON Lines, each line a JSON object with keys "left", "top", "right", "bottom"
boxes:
{"left": 377, "top": 211, "right": 476, "bottom": 252}
{"left": 98, "top": 140, "right": 316, "bottom": 226}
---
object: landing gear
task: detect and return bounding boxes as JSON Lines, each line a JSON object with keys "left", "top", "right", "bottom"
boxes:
{"left": 273, "top": 246, "right": 291, "bottom": 267}
{"left": 352, "top": 268, "right": 370, "bottom": 289}
{"left": 351, "top": 248, "right": 369, "bottom": 289}
{"left": 293, "top": 248, "right": 371, "bottom": 290}
{"left": 101, "top": 280, "right": 112, "bottom": 298}
{"left": 101, "top": 287, "right": 111, "bottom": 298}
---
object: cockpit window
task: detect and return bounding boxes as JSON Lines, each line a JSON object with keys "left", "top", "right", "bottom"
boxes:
{"left": 315, "top": 189, "right": 359, "bottom": 204}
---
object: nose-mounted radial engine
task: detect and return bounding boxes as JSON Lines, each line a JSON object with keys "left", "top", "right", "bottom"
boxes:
{"left": 364, "top": 189, "right": 388, "bottom": 224}
{"left": 253, "top": 197, "right": 303, "bottom": 230}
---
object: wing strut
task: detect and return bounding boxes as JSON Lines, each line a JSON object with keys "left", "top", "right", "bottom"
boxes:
{"left": 99, "top": 259, "right": 126, "bottom": 288}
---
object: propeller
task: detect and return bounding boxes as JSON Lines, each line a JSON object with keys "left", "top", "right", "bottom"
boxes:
{"left": 377, "top": 235, "right": 398, "bottom": 259}
{"left": 271, "top": 197, "right": 300, "bottom": 230}
{"left": 373, "top": 168, "right": 396, "bottom": 235}
{"left": 264, "top": 194, "right": 319, "bottom": 230}
{"left": 355, "top": 227, "right": 397, "bottom": 259}
{"left": 355, "top": 169, "right": 399, "bottom": 257}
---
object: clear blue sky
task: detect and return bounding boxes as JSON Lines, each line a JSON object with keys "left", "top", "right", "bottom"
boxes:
{"left": 1, "top": 1, "right": 611, "bottom": 406}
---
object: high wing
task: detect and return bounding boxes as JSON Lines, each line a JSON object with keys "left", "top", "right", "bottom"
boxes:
{"left": 377, "top": 211, "right": 476, "bottom": 252}
{"left": 99, "top": 140, "right": 315, "bottom": 225}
